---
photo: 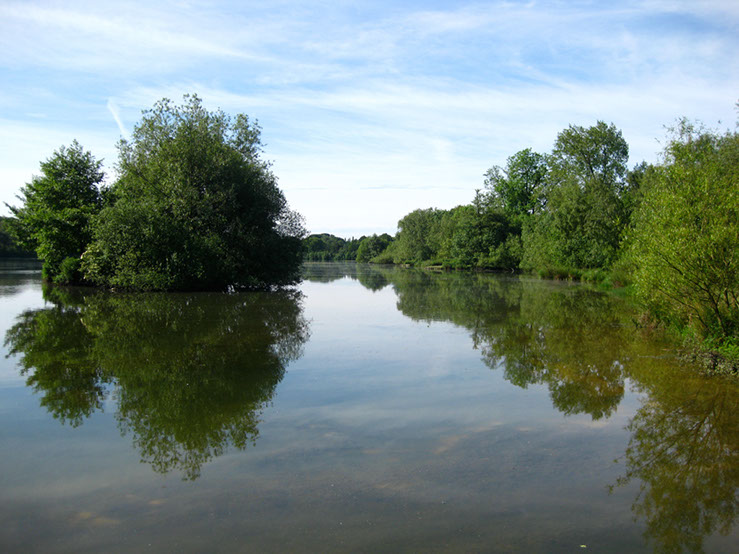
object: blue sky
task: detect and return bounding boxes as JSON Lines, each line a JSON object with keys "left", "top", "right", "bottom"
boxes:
{"left": 1, "top": 1, "right": 737, "bottom": 237}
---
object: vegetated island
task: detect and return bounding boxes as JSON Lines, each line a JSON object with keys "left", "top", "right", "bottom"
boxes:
{"left": 305, "top": 110, "right": 739, "bottom": 374}
{"left": 5, "top": 95, "right": 305, "bottom": 292}
{"left": 3, "top": 95, "right": 737, "bottom": 373}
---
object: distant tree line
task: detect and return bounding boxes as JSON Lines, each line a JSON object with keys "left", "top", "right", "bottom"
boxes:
{"left": 303, "top": 232, "right": 393, "bottom": 263}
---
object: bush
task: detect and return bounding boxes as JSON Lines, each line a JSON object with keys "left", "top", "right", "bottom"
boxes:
{"left": 54, "top": 256, "right": 83, "bottom": 285}
{"left": 629, "top": 120, "right": 739, "bottom": 351}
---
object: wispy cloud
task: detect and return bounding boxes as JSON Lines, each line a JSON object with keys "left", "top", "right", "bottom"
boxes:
{"left": 106, "top": 99, "right": 128, "bottom": 139}
{"left": 1, "top": 0, "right": 737, "bottom": 235}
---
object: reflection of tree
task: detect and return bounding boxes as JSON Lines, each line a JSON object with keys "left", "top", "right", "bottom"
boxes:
{"left": 5, "top": 297, "right": 107, "bottom": 427}
{"left": 301, "top": 261, "right": 354, "bottom": 283}
{"left": 355, "top": 265, "right": 738, "bottom": 551}
{"left": 369, "top": 267, "right": 627, "bottom": 420}
{"left": 354, "top": 264, "right": 390, "bottom": 292}
{"left": 614, "top": 364, "right": 739, "bottom": 553}
{"left": 5, "top": 285, "right": 309, "bottom": 480}
{"left": 491, "top": 287, "right": 628, "bottom": 420}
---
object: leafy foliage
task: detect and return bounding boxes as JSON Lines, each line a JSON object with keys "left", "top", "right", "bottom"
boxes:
{"left": 302, "top": 233, "right": 364, "bottom": 261}
{"left": 484, "top": 148, "right": 548, "bottom": 218}
{"left": 629, "top": 121, "right": 739, "bottom": 355}
{"left": 82, "top": 95, "right": 305, "bottom": 290}
{"left": 522, "top": 121, "right": 631, "bottom": 271}
{"left": 356, "top": 233, "right": 393, "bottom": 262}
{"left": 391, "top": 208, "right": 447, "bottom": 264}
{"left": 5, "top": 141, "right": 104, "bottom": 280}
{"left": 0, "top": 217, "right": 35, "bottom": 258}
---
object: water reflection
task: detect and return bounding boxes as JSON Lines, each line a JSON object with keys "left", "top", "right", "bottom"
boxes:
{"left": 0, "top": 259, "right": 42, "bottom": 297}
{"left": 349, "top": 265, "right": 630, "bottom": 420}
{"left": 619, "top": 363, "right": 739, "bottom": 553}
{"left": 305, "top": 263, "right": 739, "bottom": 553}
{"left": 5, "top": 285, "right": 309, "bottom": 480}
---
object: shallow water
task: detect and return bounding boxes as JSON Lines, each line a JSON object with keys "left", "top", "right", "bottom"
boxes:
{"left": 0, "top": 260, "right": 737, "bottom": 553}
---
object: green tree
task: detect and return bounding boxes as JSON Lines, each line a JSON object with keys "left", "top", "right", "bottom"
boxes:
{"left": 333, "top": 236, "right": 363, "bottom": 261}
{"left": 5, "top": 141, "right": 104, "bottom": 282}
{"left": 522, "top": 121, "right": 630, "bottom": 272}
{"left": 392, "top": 208, "right": 446, "bottom": 264}
{"left": 302, "top": 234, "right": 354, "bottom": 261}
{"left": 356, "top": 233, "right": 393, "bottom": 262}
{"left": 83, "top": 95, "right": 305, "bottom": 291}
{"left": 444, "top": 197, "right": 520, "bottom": 270}
{"left": 0, "top": 217, "right": 35, "bottom": 258}
{"left": 484, "top": 148, "right": 548, "bottom": 218}
{"left": 629, "top": 120, "right": 739, "bottom": 359}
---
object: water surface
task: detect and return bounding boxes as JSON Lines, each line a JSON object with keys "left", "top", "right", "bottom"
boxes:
{"left": 1, "top": 261, "right": 737, "bottom": 552}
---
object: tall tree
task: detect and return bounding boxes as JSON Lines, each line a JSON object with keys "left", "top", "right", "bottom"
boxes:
{"left": 5, "top": 141, "right": 104, "bottom": 281}
{"left": 392, "top": 208, "right": 446, "bottom": 264}
{"left": 523, "top": 121, "right": 629, "bottom": 270}
{"left": 356, "top": 233, "right": 393, "bottom": 263}
{"left": 484, "top": 148, "right": 548, "bottom": 218}
{"left": 83, "top": 95, "right": 305, "bottom": 291}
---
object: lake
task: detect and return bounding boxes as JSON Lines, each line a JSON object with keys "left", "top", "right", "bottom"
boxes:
{"left": 0, "top": 260, "right": 737, "bottom": 553}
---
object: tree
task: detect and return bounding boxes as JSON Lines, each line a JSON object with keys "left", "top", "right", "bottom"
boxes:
{"left": 0, "top": 217, "right": 35, "bottom": 258}
{"left": 550, "top": 121, "right": 628, "bottom": 190}
{"left": 82, "top": 95, "right": 305, "bottom": 291}
{"left": 484, "top": 148, "right": 548, "bottom": 218}
{"left": 6, "top": 141, "right": 104, "bottom": 282}
{"left": 392, "top": 208, "right": 446, "bottom": 264}
{"left": 356, "top": 233, "right": 393, "bottom": 262}
{"left": 522, "top": 121, "right": 630, "bottom": 271}
{"left": 445, "top": 196, "right": 520, "bottom": 270}
{"left": 629, "top": 120, "right": 739, "bottom": 357}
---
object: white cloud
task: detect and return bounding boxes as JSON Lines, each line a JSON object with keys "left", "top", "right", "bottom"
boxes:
{"left": 0, "top": 0, "right": 737, "bottom": 233}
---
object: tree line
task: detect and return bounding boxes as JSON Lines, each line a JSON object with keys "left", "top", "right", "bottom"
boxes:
{"left": 3, "top": 93, "right": 736, "bottom": 365}
{"left": 305, "top": 114, "right": 739, "bottom": 369}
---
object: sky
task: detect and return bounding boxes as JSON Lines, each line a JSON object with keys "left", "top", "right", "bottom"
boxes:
{"left": 1, "top": 1, "right": 737, "bottom": 238}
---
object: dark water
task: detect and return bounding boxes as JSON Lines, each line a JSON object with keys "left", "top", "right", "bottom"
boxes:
{"left": 0, "top": 260, "right": 737, "bottom": 553}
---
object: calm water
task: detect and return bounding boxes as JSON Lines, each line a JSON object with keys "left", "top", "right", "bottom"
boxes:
{"left": 1, "top": 260, "right": 737, "bottom": 553}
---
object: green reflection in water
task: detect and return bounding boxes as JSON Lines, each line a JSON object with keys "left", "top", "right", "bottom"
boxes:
{"left": 344, "top": 265, "right": 631, "bottom": 420}
{"left": 305, "top": 263, "right": 739, "bottom": 553}
{"left": 620, "top": 363, "right": 739, "bottom": 553}
{"left": 5, "top": 285, "right": 309, "bottom": 480}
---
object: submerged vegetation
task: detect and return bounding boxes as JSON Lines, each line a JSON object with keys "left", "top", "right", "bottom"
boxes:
{"left": 6, "top": 95, "right": 305, "bottom": 291}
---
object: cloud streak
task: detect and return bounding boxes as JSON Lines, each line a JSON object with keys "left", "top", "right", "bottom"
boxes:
{"left": 106, "top": 99, "right": 128, "bottom": 139}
